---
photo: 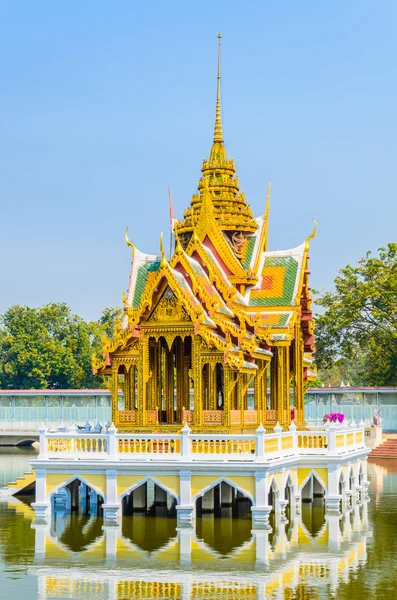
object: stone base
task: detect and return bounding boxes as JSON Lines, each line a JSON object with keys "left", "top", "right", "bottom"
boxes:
{"left": 32, "top": 502, "right": 50, "bottom": 522}
{"left": 365, "top": 426, "right": 383, "bottom": 449}
{"left": 102, "top": 503, "right": 120, "bottom": 524}
{"left": 176, "top": 505, "right": 195, "bottom": 526}
{"left": 324, "top": 495, "right": 342, "bottom": 512}
{"left": 251, "top": 506, "right": 272, "bottom": 528}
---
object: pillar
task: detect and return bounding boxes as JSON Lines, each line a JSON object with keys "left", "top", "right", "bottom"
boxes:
{"left": 154, "top": 485, "right": 167, "bottom": 504}
{"left": 277, "top": 470, "right": 288, "bottom": 518}
{"left": 223, "top": 368, "right": 231, "bottom": 427}
{"left": 166, "top": 342, "right": 175, "bottom": 424}
{"left": 32, "top": 521, "right": 50, "bottom": 558}
{"left": 251, "top": 472, "right": 272, "bottom": 527}
{"left": 110, "top": 366, "right": 118, "bottom": 424}
{"left": 104, "top": 523, "right": 119, "bottom": 561}
{"left": 176, "top": 337, "right": 184, "bottom": 422}
{"left": 89, "top": 489, "right": 98, "bottom": 515}
{"left": 276, "top": 345, "right": 290, "bottom": 427}
{"left": 193, "top": 340, "right": 202, "bottom": 426}
{"left": 325, "top": 466, "right": 342, "bottom": 512}
{"left": 209, "top": 363, "right": 216, "bottom": 410}
{"left": 221, "top": 482, "right": 233, "bottom": 506}
{"left": 137, "top": 340, "right": 146, "bottom": 426}
{"left": 176, "top": 470, "right": 194, "bottom": 525}
{"left": 202, "top": 488, "right": 215, "bottom": 512}
{"left": 132, "top": 484, "right": 147, "bottom": 511}
{"left": 32, "top": 468, "right": 50, "bottom": 521}
{"left": 293, "top": 322, "right": 305, "bottom": 426}
{"left": 103, "top": 469, "right": 120, "bottom": 524}
{"left": 177, "top": 525, "right": 194, "bottom": 564}
{"left": 270, "top": 351, "right": 278, "bottom": 412}
{"left": 253, "top": 528, "right": 271, "bottom": 565}
{"left": 326, "top": 511, "right": 342, "bottom": 551}
{"left": 124, "top": 366, "right": 132, "bottom": 410}
{"left": 79, "top": 482, "right": 88, "bottom": 515}
{"left": 362, "top": 459, "right": 370, "bottom": 497}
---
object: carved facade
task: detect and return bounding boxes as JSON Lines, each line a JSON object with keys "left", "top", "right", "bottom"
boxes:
{"left": 93, "top": 36, "right": 317, "bottom": 432}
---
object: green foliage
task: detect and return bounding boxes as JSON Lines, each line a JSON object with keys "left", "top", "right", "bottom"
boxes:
{"left": 309, "top": 377, "right": 323, "bottom": 388}
{"left": 0, "top": 303, "right": 122, "bottom": 389}
{"left": 315, "top": 243, "right": 397, "bottom": 386}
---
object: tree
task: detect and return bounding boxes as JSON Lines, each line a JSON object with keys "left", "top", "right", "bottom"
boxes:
{"left": 0, "top": 303, "right": 122, "bottom": 389}
{"left": 314, "top": 243, "right": 397, "bottom": 386}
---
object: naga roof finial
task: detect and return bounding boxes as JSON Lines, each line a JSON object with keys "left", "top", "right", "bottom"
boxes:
{"left": 213, "top": 33, "right": 223, "bottom": 144}
{"left": 160, "top": 232, "right": 167, "bottom": 267}
{"left": 124, "top": 227, "right": 135, "bottom": 257}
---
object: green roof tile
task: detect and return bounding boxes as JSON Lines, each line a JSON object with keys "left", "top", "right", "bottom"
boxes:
{"left": 132, "top": 261, "right": 161, "bottom": 309}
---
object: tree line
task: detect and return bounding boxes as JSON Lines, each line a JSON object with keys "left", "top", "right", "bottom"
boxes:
{"left": 0, "top": 303, "right": 121, "bottom": 389}
{"left": 315, "top": 242, "right": 397, "bottom": 386}
{"left": 0, "top": 243, "right": 395, "bottom": 389}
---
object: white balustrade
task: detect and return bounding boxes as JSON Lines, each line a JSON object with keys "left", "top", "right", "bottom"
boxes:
{"left": 35, "top": 420, "right": 367, "bottom": 463}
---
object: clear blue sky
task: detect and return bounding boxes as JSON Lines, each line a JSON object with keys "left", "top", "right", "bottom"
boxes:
{"left": 0, "top": 1, "right": 396, "bottom": 321}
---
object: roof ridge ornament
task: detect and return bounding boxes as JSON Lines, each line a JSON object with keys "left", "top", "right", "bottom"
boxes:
{"left": 124, "top": 227, "right": 135, "bottom": 256}
{"left": 213, "top": 33, "right": 223, "bottom": 144}
{"left": 160, "top": 232, "right": 167, "bottom": 267}
{"left": 305, "top": 219, "right": 317, "bottom": 250}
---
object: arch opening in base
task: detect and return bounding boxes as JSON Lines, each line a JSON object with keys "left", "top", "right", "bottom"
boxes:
{"left": 195, "top": 481, "right": 252, "bottom": 519}
{"left": 121, "top": 479, "right": 177, "bottom": 518}
{"left": 51, "top": 477, "right": 104, "bottom": 518}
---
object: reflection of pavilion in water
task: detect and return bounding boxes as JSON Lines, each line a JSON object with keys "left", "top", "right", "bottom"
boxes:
{"left": 6, "top": 496, "right": 370, "bottom": 600}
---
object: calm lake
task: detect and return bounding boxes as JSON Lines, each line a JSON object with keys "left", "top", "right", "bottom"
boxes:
{"left": 0, "top": 447, "right": 397, "bottom": 599}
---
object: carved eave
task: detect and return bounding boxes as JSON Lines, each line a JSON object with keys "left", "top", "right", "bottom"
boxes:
{"left": 184, "top": 235, "right": 237, "bottom": 303}
{"left": 170, "top": 251, "right": 229, "bottom": 318}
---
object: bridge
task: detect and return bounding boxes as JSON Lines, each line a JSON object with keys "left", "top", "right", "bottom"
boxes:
{"left": 0, "top": 431, "right": 39, "bottom": 446}
{"left": 0, "top": 387, "right": 396, "bottom": 441}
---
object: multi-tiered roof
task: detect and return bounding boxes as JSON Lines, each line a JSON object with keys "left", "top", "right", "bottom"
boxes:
{"left": 98, "top": 35, "right": 316, "bottom": 381}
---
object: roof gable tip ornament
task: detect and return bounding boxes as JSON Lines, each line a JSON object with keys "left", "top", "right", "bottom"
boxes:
{"left": 305, "top": 219, "right": 317, "bottom": 249}
{"left": 160, "top": 232, "right": 168, "bottom": 268}
{"left": 124, "top": 227, "right": 135, "bottom": 256}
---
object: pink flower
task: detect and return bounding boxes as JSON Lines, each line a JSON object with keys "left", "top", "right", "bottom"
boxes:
{"left": 323, "top": 412, "right": 345, "bottom": 424}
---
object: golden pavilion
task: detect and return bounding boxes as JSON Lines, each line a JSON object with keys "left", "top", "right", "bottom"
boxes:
{"left": 94, "top": 35, "right": 316, "bottom": 432}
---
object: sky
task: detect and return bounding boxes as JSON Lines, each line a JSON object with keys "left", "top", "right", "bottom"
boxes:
{"left": 0, "top": 0, "right": 396, "bottom": 322}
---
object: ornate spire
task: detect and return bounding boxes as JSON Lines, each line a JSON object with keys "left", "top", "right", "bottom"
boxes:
{"left": 213, "top": 33, "right": 223, "bottom": 143}
{"left": 175, "top": 34, "right": 258, "bottom": 243}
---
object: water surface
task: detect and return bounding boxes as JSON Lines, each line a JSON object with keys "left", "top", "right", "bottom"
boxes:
{"left": 0, "top": 455, "right": 396, "bottom": 599}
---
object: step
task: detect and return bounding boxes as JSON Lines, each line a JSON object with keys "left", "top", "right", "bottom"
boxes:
{"left": 7, "top": 472, "right": 35, "bottom": 492}
{"left": 370, "top": 453, "right": 397, "bottom": 458}
{"left": 370, "top": 455, "right": 397, "bottom": 459}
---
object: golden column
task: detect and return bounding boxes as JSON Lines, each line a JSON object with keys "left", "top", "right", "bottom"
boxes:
{"left": 270, "top": 345, "right": 290, "bottom": 427}
{"left": 293, "top": 322, "right": 305, "bottom": 426}
{"left": 209, "top": 363, "right": 216, "bottom": 410}
{"left": 193, "top": 339, "right": 202, "bottom": 426}
{"left": 110, "top": 365, "right": 119, "bottom": 424}
{"left": 270, "top": 352, "right": 278, "bottom": 413}
{"left": 276, "top": 344, "right": 291, "bottom": 428}
{"left": 137, "top": 338, "right": 148, "bottom": 426}
{"left": 223, "top": 367, "right": 231, "bottom": 427}
{"left": 124, "top": 366, "right": 132, "bottom": 410}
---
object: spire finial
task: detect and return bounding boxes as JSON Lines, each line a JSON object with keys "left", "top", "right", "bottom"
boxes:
{"left": 213, "top": 33, "right": 223, "bottom": 143}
